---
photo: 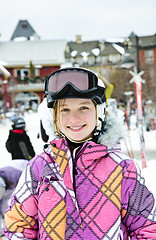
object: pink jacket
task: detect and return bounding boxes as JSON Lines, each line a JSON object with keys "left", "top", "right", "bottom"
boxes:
{"left": 3, "top": 138, "right": 156, "bottom": 239}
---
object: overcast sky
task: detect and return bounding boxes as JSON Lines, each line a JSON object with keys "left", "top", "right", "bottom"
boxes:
{"left": 0, "top": 0, "right": 156, "bottom": 42}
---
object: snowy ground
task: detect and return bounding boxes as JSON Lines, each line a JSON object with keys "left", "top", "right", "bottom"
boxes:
{"left": 0, "top": 111, "right": 156, "bottom": 239}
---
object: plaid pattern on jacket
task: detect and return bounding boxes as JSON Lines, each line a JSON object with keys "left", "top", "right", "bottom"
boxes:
{"left": 3, "top": 138, "right": 156, "bottom": 239}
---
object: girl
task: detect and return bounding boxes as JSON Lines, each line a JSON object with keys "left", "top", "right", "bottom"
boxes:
{"left": 3, "top": 67, "right": 156, "bottom": 239}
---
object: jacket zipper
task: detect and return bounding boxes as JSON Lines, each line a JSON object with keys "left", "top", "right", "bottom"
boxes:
{"left": 72, "top": 143, "right": 89, "bottom": 195}
{"left": 72, "top": 147, "right": 79, "bottom": 195}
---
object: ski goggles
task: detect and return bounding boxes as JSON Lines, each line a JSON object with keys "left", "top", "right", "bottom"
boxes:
{"left": 45, "top": 67, "right": 98, "bottom": 93}
{"left": 45, "top": 67, "right": 106, "bottom": 107}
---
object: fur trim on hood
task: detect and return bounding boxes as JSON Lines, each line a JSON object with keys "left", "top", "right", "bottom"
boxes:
{"left": 97, "top": 111, "right": 127, "bottom": 147}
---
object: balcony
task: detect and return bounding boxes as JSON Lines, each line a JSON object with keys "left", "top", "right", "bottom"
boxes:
{"left": 7, "top": 82, "right": 44, "bottom": 93}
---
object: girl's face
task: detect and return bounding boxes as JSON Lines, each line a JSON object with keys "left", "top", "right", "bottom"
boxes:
{"left": 57, "top": 98, "right": 96, "bottom": 142}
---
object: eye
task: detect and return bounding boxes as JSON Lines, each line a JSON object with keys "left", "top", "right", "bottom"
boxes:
{"left": 61, "top": 108, "right": 69, "bottom": 112}
{"left": 80, "top": 106, "right": 88, "bottom": 110}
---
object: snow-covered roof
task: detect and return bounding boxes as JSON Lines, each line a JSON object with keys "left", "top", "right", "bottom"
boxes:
{"left": 65, "top": 40, "right": 100, "bottom": 58}
{"left": 0, "top": 39, "right": 67, "bottom": 67}
{"left": 100, "top": 43, "right": 122, "bottom": 56}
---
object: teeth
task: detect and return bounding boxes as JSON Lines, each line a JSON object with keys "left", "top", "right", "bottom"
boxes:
{"left": 70, "top": 126, "right": 82, "bottom": 130}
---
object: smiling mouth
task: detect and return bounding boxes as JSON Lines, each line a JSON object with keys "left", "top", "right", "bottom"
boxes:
{"left": 67, "top": 124, "right": 86, "bottom": 130}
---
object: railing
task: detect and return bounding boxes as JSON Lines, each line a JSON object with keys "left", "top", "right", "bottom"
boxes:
{"left": 7, "top": 83, "right": 44, "bottom": 93}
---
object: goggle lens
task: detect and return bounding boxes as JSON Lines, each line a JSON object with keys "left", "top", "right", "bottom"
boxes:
{"left": 47, "top": 69, "right": 96, "bottom": 93}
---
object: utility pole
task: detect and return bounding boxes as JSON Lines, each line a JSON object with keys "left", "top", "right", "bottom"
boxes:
{"left": 135, "top": 35, "right": 140, "bottom": 73}
{"left": 130, "top": 34, "right": 147, "bottom": 168}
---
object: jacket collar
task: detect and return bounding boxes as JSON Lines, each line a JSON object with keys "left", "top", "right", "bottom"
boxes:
{"left": 48, "top": 138, "right": 121, "bottom": 164}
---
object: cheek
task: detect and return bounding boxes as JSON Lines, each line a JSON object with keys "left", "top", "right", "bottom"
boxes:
{"left": 86, "top": 110, "right": 96, "bottom": 126}
{"left": 56, "top": 113, "right": 61, "bottom": 130}
{"left": 57, "top": 114, "right": 66, "bottom": 130}
{"left": 92, "top": 110, "right": 97, "bottom": 126}
{"left": 92, "top": 115, "right": 97, "bottom": 128}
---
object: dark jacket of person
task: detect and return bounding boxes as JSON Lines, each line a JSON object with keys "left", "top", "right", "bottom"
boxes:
{"left": 6, "top": 129, "right": 35, "bottom": 160}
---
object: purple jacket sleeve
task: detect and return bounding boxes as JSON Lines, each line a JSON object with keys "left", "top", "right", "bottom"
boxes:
{"left": 3, "top": 155, "right": 46, "bottom": 239}
{"left": 121, "top": 160, "right": 156, "bottom": 239}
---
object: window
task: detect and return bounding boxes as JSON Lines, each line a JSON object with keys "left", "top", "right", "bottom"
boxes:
{"left": 16, "top": 69, "right": 29, "bottom": 80}
{"left": 76, "top": 56, "right": 83, "bottom": 66}
{"left": 22, "top": 24, "right": 28, "bottom": 29}
{"left": 109, "top": 54, "right": 120, "bottom": 64}
{"left": 15, "top": 69, "right": 39, "bottom": 80}
{"left": 145, "top": 50, "right": 154, "bottom": 64}
{"left": 101, "top": 56, "right": 109, "bottom": 64}
{"left": 88, "top": 56, "right": 95, "bottom": 65}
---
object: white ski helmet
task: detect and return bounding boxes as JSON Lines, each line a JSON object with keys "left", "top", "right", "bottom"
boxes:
{"left": 45, "top": 67, "right": 106, "bottom": 141}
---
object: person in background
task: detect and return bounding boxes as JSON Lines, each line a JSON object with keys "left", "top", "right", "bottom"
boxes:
{"left": 37, "top": 96, "right": 55, "bottom": 142}
{"left": 0, "top": 160, "right": 28, "bottom": 237}
{"left": 3, "top": 67, "right": 156, "bottom": 239}
{"left": 6, "top": 117, "right": 35, "bottom": 160}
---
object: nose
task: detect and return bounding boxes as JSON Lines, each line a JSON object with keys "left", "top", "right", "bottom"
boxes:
{"left": 69, "top": 110, "right": 80, "bottom": 122}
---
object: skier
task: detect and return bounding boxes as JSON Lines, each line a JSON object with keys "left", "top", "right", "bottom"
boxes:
{"left": 6, "top": 117, "right": 35, "bottom": 160}
{"left": 3, "top": 67, "right": 156, "bottom": 239}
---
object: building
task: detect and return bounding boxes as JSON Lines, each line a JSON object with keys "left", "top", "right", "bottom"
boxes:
{"left": 0, "top": 20, "right": 67, "bottom": 108}
{"left": 122, "top": 32, "right": 156, "bottom": 105}
{"left": 64, "top": 35, "right": 123, "bottom": 73}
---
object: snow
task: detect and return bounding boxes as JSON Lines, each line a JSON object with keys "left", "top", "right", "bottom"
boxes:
{"left": 120, "top": 112, "right": 156, "bottom": 195}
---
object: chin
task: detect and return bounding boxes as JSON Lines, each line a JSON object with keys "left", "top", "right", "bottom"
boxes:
{"left": 67, "top": 135, "right": 85, "bottom": 142}
{"left": 70, "top": 135, "right": 91, "bottom": 143}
